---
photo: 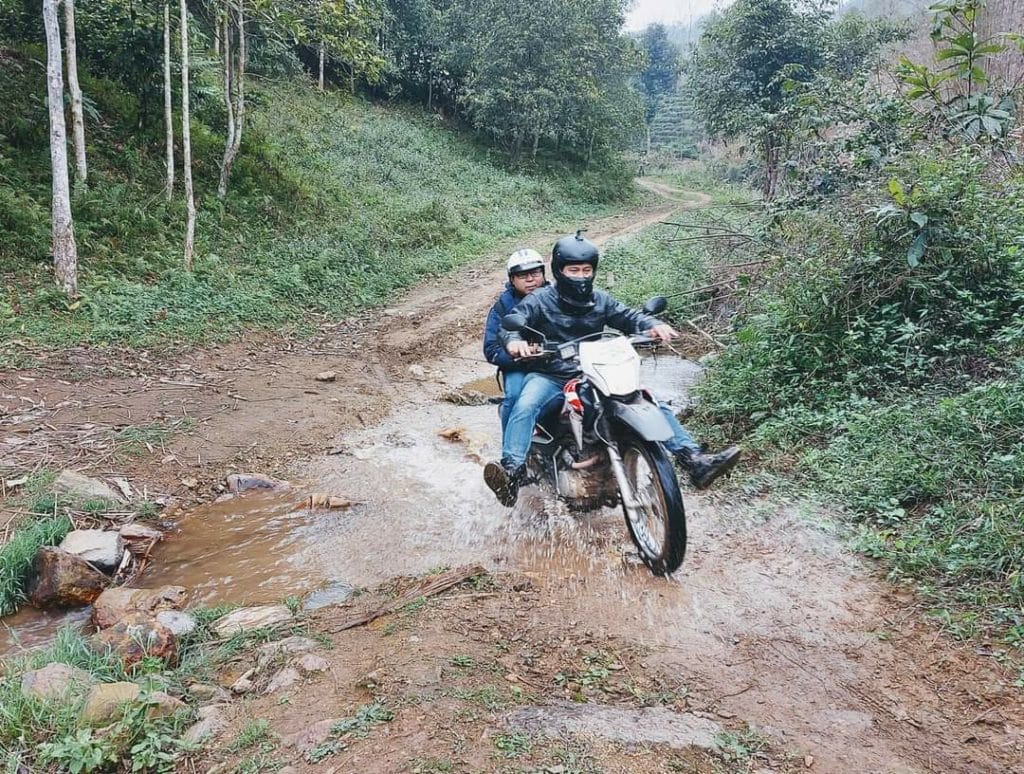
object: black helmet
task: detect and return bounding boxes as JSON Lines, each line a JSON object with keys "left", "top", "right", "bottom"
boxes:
{"left": 551, "top": 230, "right": 598, "bottom": 306}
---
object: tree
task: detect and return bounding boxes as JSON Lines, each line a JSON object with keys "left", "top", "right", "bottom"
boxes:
{"left": 217, "top": 0, "right": 246, "bottom": 199}
{"left": 163, "top": 0, "right": 174, "bottom": 200}
{"left": 42, "top": 0, "right": 78, "bottom": 296}
{"left": 180, "top": 0, "right": 195, "bottom": 268}
{"left": 63, "top": 0, "right": 87, "bottom": 186}
{"left": 687, "top": 0, "right": 827, "bottom": 198}
{"left": 638, "top": 23, "right": 680, "bottom": 125}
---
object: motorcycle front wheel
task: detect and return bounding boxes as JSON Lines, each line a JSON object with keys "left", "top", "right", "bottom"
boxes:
{"left": 618, "top": 432, "right": 687, "bottom": 576}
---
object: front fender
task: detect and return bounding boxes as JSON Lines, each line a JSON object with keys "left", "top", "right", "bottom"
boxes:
{"left": 604, "top": 396, "right": 673, "bottom": 442}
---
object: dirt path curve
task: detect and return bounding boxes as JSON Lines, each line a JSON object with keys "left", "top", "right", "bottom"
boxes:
{"left": 3, "top": 187, "right": 1022, "bottom": 772}
{"left": 0, "top": 198, "right": 677, "bottom": 503}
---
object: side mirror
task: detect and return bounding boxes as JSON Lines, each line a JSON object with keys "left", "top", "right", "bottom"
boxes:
{"left": 502, "top": 312, "right": 528, "bottom": 332}
{"left": 642, "top": 296, "right": 668, "bottom": 316}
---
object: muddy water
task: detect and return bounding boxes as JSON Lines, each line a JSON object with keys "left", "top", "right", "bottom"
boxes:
{"left": 147, "top": 354, "right": 700, "bottom": 605}
{"left": 0, "top": 354, "right": 702, "bottom": 649}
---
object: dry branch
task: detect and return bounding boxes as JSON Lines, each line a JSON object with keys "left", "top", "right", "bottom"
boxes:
{"left": 325, "top": 564, "right": 487, "bottom": 633}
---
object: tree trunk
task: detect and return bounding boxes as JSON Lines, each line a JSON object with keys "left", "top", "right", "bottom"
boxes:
{"left": 163, "top": 1, "right": 174, "bottom": 201}
{"left": 63, "top": 0, "right": 87, "bottom": 186}
{"left": 531, "top": 130, "right": 540, "bottom": 161}
{"left": 318, "top": 42, "right": 325, "bottom": 90}
{"left": 216, "top": 5, "right": 235, "bottom": 199}
{"left": 586, "top": 130, "right": 595, "bottom": 167}
{"left": 232, "top": 0, "right": 245, "bottom": 155}
{"left": 761, "top": 133, "right": 779, "bottom": 201}
{"left": 427, "top": 75, "right": 433, "bottom": 110}
{"left": 180, "top": 0, "right": 195, "bottom": 268}
{"left": 43, "top": 0, "right": 78, "bottom": 296}
{"left": 217, "top": 0, "right": 245, "bottom": 199}
{"left": 645, "top": 123, "right": 651, "bottom": 156}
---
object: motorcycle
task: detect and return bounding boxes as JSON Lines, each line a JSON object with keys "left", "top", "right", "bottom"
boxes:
{"left": 501, "top": 297, "right": 686, "bottom": 576}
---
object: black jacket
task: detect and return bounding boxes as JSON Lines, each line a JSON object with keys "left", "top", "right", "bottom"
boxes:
{"left": 500, "top": 286, "right": 661, "bottom": 379}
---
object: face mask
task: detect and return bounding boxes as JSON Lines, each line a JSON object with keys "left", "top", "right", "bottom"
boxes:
{"left": 556, "top": 270, "right": 595, "bottom": 305}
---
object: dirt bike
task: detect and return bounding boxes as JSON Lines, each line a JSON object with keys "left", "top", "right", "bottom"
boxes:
{"left": 501, "top": 297, "right": 686, "bottom": 576}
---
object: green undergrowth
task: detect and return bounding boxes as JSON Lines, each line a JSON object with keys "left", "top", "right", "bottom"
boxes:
{"left": 0, "top": 514, "right": 73, "bottom": 617}
{"left": 688, "top": 150, "right": 1024, "bottom": 655}
{"left": 0, "top": 46, "right": 625, "bottom": 365}
{"left": 0, "top": 607, "right": 305, "bottom": 771}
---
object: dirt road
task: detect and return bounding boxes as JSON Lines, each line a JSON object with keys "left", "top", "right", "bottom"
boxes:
{"left": 1, "top": 192, "right": 1022, "bottom": 773}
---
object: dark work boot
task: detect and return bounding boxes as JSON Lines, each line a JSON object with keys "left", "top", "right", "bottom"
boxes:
{"left": 483, "top": 458, "right": 525, "bottom": 507}
{"left": 676, "top": 445, "right": 742, "bottom": 490}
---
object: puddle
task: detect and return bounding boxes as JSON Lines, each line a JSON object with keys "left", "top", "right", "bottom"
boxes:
{"left": 1, "top": 355, "right": 703, "bottom": 652}
{"left": 1, "top": 606, "right": 91, "bottom": 657}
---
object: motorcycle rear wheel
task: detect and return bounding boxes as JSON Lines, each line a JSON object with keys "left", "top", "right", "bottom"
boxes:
{"left": 618, "top": 432, "right": 686, "bottom": 576}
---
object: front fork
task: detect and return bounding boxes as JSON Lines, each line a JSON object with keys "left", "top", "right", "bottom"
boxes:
{"left": 606, "top": 444, "right": 643, "bottom": 513}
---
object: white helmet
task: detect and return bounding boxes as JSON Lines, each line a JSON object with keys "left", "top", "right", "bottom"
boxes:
{"left": 506, "top": 248, "right": 544, "bottom": 277}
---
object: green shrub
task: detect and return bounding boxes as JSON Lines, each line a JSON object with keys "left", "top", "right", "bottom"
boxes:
{"left": 0, "top": 514, "right": 73, "bottom": 616}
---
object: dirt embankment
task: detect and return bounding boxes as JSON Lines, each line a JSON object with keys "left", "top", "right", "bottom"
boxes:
{"left": 2, "top": 192, "right": 1022, "bottom": 773}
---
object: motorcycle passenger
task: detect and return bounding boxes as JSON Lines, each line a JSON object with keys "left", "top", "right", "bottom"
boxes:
{"left": 483, "top": 249, "right": 548, "bottom": 433}
{"left": 483, "top": 231, "right": 741, "bottom": 506}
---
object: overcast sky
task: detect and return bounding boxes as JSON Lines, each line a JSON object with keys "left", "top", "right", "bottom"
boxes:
{"left": 624, "top": 0, "right": 724, "bottom": 31}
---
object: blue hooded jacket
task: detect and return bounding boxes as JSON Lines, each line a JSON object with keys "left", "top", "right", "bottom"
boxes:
{"left": 483, "top": 282, "right": 523, "bottom": 371}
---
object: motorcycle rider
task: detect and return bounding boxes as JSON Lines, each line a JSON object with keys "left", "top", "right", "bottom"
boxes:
{"left": 483, "top": 230, "right": 741, "bottom": 506}
{"left": 483, "top": 248, "right": 548, "bottom": 432}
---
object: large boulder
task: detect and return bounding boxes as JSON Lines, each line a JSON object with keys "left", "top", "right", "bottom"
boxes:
{"left": 53, "top": 470, "right": 123, "bottom": 505}
{"left": 80, "top": 682, "right": 185, "bottom": 726}
{"left": 59, "top": 530, "right": 124, "bottom": 574}
{"left": 27, "top": 548, "right": 110, "bottom": 608}
{"left": 21, "top": 663, "right": 95, "bottom": 701}
{"left": 91, "top": 586, "right": 188, "bottom": 629}
{"left": 211, "top": 605, "right": 293, "bottom": 638}
{"left": 89, "top": 613, "right": 177, "bottom": 668}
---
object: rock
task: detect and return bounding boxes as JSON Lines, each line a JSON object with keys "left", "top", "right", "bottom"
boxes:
{"left": 440, "top": 389, "right": 491, "bottom": 406}
{"left": 231, "top": 675, "right": 254, "bottom": 695}
{"left": 265, "top": 666, "right": 301, "bottom": 694}
{"left": 225, "top": 473, "right": 288, "bottom": 493}
{"left": 119, "top": 523, "right": 163, "bottom": 544}
{"left": 293, "top": 653, "right": 330, "bottom": 676}
{"left": 315, "top": 371, "right": 338, "bottom": 382}
{"left": 255, "top": 636, "right": 319, "bottom": 670}
{"left": 53, "top": 470, "right": 123, "bottom": 504}
{"left": 21, "top": 663, "right": 95, "bottom": 701}
{"left": 156, "top": 610, "right": 197, "bottom": 637}
{"left": 302, "top": 582, "right": 356, "bottom": 611}
{"left": 89, "top": 613, "right": 177, "bottom": 668}
{"left": 187, "top": 682, "right": 233, "bottom": 704}
{"left": 80, "top": 682, "right": 185, "bottom": 726}
{"left": 283, "top": 717, "right": 341, "bottom": 753}
{"left": 183, "top": 704, "right": 230, "bottom": 744}
{"left": 59, "top": 530, "right": 124, "bottom": 573}
{"left": 27, "top": 548, "right": 110, "bottom": 608}
{"left": 211, "top": 605, "right": 293, "bottom": 638}
{"left": 91, "top": 586, "right": 188, "bottom": 629}
{"left": 408, "top": 364, "right": 427, "bottom": 380}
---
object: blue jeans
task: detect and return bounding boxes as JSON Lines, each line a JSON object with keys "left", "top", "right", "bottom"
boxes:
{"left": 501, "top": 374, "right": 702, "bottom": 467}
{"left": 502, "top": 373, "right": 566, "bottom": 467}
{"left": 500, "top": 370, "right": 527, "bottom": 434}
{"left": 660, "top": 402, "right": 701, "bottom": 456}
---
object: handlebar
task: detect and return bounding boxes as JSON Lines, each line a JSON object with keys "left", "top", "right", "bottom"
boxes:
{"left": 511, "top": 332, "right": 661, "bottom": 362}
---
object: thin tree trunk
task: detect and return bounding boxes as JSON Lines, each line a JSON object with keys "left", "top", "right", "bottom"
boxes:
{"left": 427, "top": 75, "right": 433, "bottom": 110}
{"left": 163, "top": 1, "right": 174, "bottom": 201}
{"left": 232, "top": 0, "right": 245, "bottom": 155}
{"left": 180, "top": 0, "right": 195, "bottom": 268}
{"left": 318, "top": 42, "right": 325, "bottom": 90}
{"left": 43, "top": 0, "right": 78, "bottom": 296}
{"left": 531, "top": 130, "right": 540, "bottom": 161}
{"left": 63, "top": 0, "right": 87, "bottom": 186}
{"left": 586, "top": 130, "right": 595, "bottom": 166}
{"left": 217, "top": 5, "right": 235, "bottom": 199}
{"left": 214, "top": 15, "right": 221, "bottom": 55}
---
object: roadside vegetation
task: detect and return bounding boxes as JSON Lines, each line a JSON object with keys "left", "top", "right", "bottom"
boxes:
{"left": 660, "top": 0, "right": 1024, "bottom": 655}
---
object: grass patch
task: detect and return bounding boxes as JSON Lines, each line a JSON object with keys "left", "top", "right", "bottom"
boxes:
{"left": 0, "top": 603, "right": 307, "bottom": 771}
{"left": 0, "top": 48, "right": 623, "bottom": 363}
{"left": 0, "top": 513, "right": 73, "bottom": 616}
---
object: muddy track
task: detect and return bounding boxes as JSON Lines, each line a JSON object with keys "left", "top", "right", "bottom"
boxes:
{"left": 2, "top": 191, "right": 1022, "bottom": 772}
